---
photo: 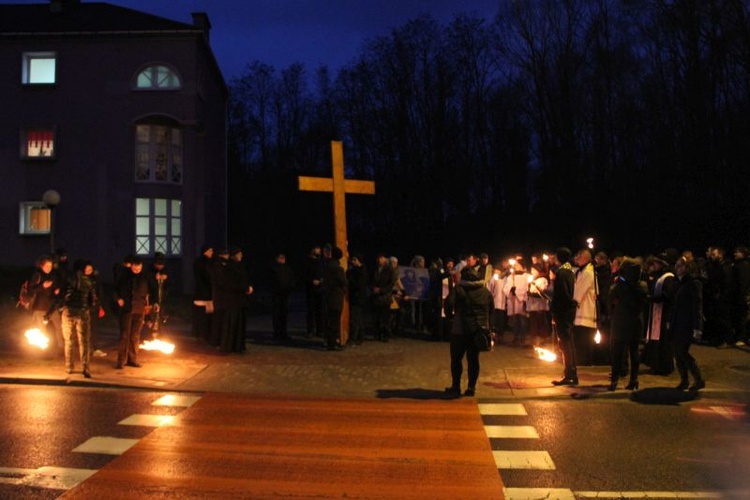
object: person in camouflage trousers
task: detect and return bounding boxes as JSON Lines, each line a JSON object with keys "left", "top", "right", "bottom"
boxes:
{"left": 60, "top": 260, "right": 98, "bottom": 378}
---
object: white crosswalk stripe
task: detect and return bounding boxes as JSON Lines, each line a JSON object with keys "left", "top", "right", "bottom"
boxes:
{"left": 0, "top": 466, "right": 97, "bottom": 490}
{"left": 480, "top": 401, "right": 723, "bottom": 499}
{"left": 118, "top": 414, "right": 177, "bottom": 427}
{"left": 479, "top": 403, "right": 527, "bottom": 415}
{"left": 72, "top": 436, "right": 140, "bottom": 455}
{"left": 503, "top": 487, "right": 576, "bottom": 500}
{"left": 484, "top": 425, "right": 539, "bottom": 439}
{"left": 492, "top": 450, "right": 556, "bottom": 469}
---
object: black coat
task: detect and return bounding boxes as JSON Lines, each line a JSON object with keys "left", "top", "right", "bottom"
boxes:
{"left": 28, "top": 269, "right": 59, "bottom": 313}
{"left": 347, "top": 264, "right": 368, "bottom": 306}
{"left": 551, "top": 264, "right": 576, "bottom": 322}
{"left": 608, "top": 269, "right": 648, "bottom": 342}
{"left": 193, "top": 254, "right": 213, "bottom": 301}
{"left": 62, "top": 271, "right": 98, "bottom": 313}
{"left": 455, "top": 265, "right": 491, "bottom": 334}
{"left": 273, "top": 263, "right": 296, "bottom": 296}
{"left": 114, "top": 270, "right": 149, "bottom": 314}
{"left": 667, "top": 276, "right": 703, "bottom": 342}
{"left": 212, "top": 259, "right": 251, "bottom": 310}
{"left": 323, "top": 261, "right": 347, "bottom": 312}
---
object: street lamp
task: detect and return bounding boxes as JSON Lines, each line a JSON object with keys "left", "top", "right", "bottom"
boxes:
{"left": 42, "top": 190, "right": 60, "bottom": 254}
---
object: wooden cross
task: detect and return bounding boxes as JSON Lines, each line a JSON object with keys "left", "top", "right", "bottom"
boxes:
{"left": 298, "top": 140, "right": 376, "bottom": 345}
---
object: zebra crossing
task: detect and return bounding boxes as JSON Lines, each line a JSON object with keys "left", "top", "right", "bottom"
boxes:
{"left": 478, "top": 402, "right": 724, "bottom": 500}
{"left": 0, "top": 393, "right": 202, "bottom": 493}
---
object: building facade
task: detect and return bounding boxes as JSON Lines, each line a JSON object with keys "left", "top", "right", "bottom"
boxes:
{"left": 0, "top": 0, "right": 228, "bottom": 292}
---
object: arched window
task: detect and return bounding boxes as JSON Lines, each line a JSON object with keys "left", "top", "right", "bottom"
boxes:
{"left": 134, "top": 65, "right": 181, "bottom": 90}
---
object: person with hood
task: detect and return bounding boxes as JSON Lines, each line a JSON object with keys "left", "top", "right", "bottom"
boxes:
{"left": 607, "top": 257, "right": 648, "bottom": 391}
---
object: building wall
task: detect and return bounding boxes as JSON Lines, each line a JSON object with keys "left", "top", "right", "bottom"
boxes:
{"left": 0, "top": 31, "right": 227, "bottom": 292}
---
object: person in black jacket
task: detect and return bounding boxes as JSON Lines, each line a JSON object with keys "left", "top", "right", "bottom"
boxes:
{"left": 445, "top": 253, "right": 491, "bottom": 397}
{"left": 607, "top": 258, "right": 648, "bottom": 391}
{"left": 322, "top": 247, "right": 348, "bottom": 350}
{"left": 28, "top": 255, "right": 63, "bottom": 356}
{"left": 551, "top": 247, "right": 579, "bottom": 386}
{"left": 113, "top": 257, "right": 150, "bottom": 369}
{"left": 272, "top": 252, "right": 296, "bottom": 342}
{"left": 372, "top": 254, "right": 397, "bottom": 342}
{"left": 668, "top": 257, "right": 705, "bottom": 391}
{"left": 347, "top": 253, "right": 368, "bottom": 345}
{"left": 219, "top": 247, "right": 253, "bottom": 353}
{"left": 60, "top": 259, "right": 98, "bottom": 377}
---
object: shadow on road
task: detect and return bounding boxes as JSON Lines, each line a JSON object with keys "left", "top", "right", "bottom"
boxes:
{"left": 630, "top": 387, "right": 700, "bottom": 405}
{"left": 376, "top": 388, "right": 455, "bottom": 400}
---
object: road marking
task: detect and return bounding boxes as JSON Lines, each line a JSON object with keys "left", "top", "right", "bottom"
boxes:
{"left": 118, "top": 414, "right": 176, "bottom": 427}
{"left": 493, "top": 450, "right": 555, "bottom": 469}
{"left": 504, "top": 487, "right": 575, "bottom": 499}
{"left": 73, "top": 437, "right": 140, "bottom": 455}
{"left": 575, "top": 491, "right": 722, "bottom": 498}
{"left": 709, "top": 405, "right": 745, "bottom": 421}
{"left": 0, "top": 466, "right": 96, "bottom": 490}
{"left": 485, "top": 425, "right": 539, "bottom": 439}
{"left": 152, "top": 394, "right": 202, "bottom": 407}
{"left": 479, "top": 403, "right": 527, "bottom": 415}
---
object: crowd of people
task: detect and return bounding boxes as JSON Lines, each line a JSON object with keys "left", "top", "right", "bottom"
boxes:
{"left": 21, "top": 242, "right": 749, "bottom": 393}
{"left": 24, "top": 248, "right": 171, "bottom": 377}
{"left": 295, "top": 243, "right": 750, "bottom": 396}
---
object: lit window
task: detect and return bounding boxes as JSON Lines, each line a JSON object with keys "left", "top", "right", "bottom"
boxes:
{"left": 22, "top": 52, "right": 56, "bottom": 84}
{"left": 19, "top": 202, "right": 51, "bottom": 234}
{"left": 134, "top": 65, "right": 181, "bottom": 90}
{"left": 135, "top": 198, "right": 182, "bottom": 256}
{"left": 21, "top": 128, "right": 56, "bottom": 158}
{"left": 135, "top": 124, "right": 182, "bottom": 183}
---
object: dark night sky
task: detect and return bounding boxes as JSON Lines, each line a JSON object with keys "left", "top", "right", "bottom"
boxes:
{"left": 10, "top": 0, "right": 501, "bottom": 80}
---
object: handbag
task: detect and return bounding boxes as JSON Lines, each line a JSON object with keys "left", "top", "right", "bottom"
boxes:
{"left": 473, "top": 327, "right": 494, "bottom": 351}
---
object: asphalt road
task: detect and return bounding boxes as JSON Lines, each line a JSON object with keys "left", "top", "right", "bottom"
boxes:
{"left": 485, "top": 398, "right": 750, "bottom": 496}
{"left": 0, "top": 385, "right": 184, "bottom": 499}
{"left": 1, "top": 384, "right": 748, "bottom": 498}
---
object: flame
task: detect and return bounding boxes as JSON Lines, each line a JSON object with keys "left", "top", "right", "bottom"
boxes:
{"left": 534, "top": 346, "right": 557, "bottom": 362}
{"left": 594, "top": 330, "right": 602, "bottom": 344}
{"left": 25, "top": 328, "right": 50, "bottom": 350}
{"left": 139, "top": 338, "right": 175, "bottom": 354}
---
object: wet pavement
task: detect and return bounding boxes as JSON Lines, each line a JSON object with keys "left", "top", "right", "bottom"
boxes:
{"left": 2, "top": 309, "right": 749, "bottom": 403}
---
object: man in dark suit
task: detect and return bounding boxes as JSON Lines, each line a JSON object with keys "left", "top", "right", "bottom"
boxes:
{"left": 113, "top": 256, "right": 149, "bottom": 369}
{"left": 322, "top": 247, "right": 347, "bottom": 351}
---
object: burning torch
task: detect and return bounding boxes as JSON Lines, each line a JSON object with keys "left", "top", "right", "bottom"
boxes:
{"left": 140, "top": 272, "right": 175, "bottom": 354}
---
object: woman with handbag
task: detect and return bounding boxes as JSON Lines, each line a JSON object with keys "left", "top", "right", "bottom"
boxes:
{"left": 445, "top": 253, "right": 491, "bottom": 398}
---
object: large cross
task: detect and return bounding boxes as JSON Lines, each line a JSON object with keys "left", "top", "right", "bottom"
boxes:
{"left": 298, "top": 140, "right": 375, "bottom": 345}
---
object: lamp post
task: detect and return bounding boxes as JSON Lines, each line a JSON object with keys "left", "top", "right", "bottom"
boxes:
{"left": 42, "top": 190, "right": 60, "bottom": 254}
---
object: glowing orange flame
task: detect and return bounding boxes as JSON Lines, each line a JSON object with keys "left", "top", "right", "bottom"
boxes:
{"left": 594, "top": 330, "right": 602, "bottom": 344}
{"left": 139, "top": 338, "right": 175, "bottom": 354}
{"left": 25, "top": 328, "right": 50, "bottom": 349}
{"left": 534, "top": 346, "right": 557, "bottom": 362}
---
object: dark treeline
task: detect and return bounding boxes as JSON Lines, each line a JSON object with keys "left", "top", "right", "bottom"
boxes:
{"left": 227, "top": 0, "right": 750, "bottom": 280}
